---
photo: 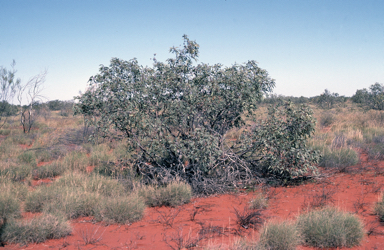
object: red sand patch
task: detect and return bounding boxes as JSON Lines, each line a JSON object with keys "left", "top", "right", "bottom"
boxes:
{"left": 86, "top": 165, "right": 95, "bottom": 173}
{"left": 30, "top": 178, "right": 54, "bottom": 187}
{"left": 4, "top": 154, "right": 384, "bottom": 249}
{"left": 37, "top": 161, "right": 54, "bottom": 167}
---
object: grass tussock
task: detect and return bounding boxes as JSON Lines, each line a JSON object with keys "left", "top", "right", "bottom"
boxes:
{"left": 297, "top": 206, "right": 364, "bottom": 248}
{"left": 1, "top": 213, "right": 71, "bottom": 245}
{"left": 0, "top": 164, "right": 32, "bottom": 182}
{"left": 138, "top": 180, "right": 192, "bottom": 207}
{"left": 257, "top": 220, "right": 300, "bottom": 250}
{"left": 94, "top": 194, "right": 145, "bottom": 224}
{"left": 32, "top": 161, "right": 66, "bottom": 180}
{"left": 249, "top": 193, "right": 268, "bottom": 210}
{"left": 374, "top": 193, "right": 384, "bottom": 222}
{"left": 318, "top": 147, "right": 359, "bottom": 171}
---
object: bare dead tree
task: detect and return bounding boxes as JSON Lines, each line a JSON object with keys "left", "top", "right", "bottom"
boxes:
{"left": 17, "top": 70, "right": 47, "bottom": 133}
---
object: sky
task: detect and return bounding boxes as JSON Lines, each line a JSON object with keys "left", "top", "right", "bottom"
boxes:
{"left": 1, "top": 0, "right": 383, "bottom": 102}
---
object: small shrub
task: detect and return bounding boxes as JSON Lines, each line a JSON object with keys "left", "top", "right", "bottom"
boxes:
{"left": 138, "top": 181, "right": 192, "bottom": 207}
{"left": 319, "top": 147, "right": 359, "bottom": 171}
{"left": 1, "top": 213, "right": 71, "bottom": 244}
{"left": 257, "top": 220, "right": 300, "bottom": 250}
{"left": 94, "top": 194, "right": 145, "bottom": 224}
{"left": 32, "top": 162, "right": 66, "bottom": 180}
{"left": 297, "top": 207, "right": 364, "bottom": 248}
{"left": 374, "top": 194, "right": 384, "bottom": 222}
{"left": 249, "top": 193, "right": 268, "bottom": 210}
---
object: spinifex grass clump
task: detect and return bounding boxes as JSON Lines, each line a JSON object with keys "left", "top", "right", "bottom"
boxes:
{"left": 25, "top": 172, "right": 145, "bottom": 224}
{"left": 0, "top": 164, "right": 32, "bottom": 182}
{"left": 94, "top": 194, "right": 145, "bottom": 224}
{"left": 318, "top": 147, "right": 359, "bottom": 172}
{"left": 1, "top": 213, "right": 71, "bottom": 245}
{"left": 32, "top": 161, "right": 66, "bottom": 180}
{"left": 297, "top": 207, "right": 364, "bottom": 248}
{"left": 138, "top": 180, "right": 192, "bottom": 207}
{"left": 374, "top": 193, "right": 384, "bottom": 222}
{"left": 249, "top": 193, "right": 268, "bottom": 210}
{"left": 257, "top": 220, "right": 300, "bottom": 250}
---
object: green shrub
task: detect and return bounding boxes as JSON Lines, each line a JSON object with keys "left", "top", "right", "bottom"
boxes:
{"left": 297, "top": 207, "right": 364, "bottom": 248}
{"left": 94, "top": 194, "right": 145, "bottom": 224}
{"left": 138, "top": 181, "right": 192, "bottom": 207}
{"left": 257, "top": 220, "right": 300, "bottom": 250}
{"left": 1, "top": 213, "right": 71, "bottom": 244}
{"left": 32, "top": 162, "right": 66, "bottom": 180}
{"left": 374, "top": 194, "right": 384, "bottom": 222}
{"left": 319, "top": 147, "right": 359, "bottom": 171}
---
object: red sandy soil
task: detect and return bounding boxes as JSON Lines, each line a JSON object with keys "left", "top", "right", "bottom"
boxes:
{"left": 4, "top": 154, "right": 384, "bottom": 250}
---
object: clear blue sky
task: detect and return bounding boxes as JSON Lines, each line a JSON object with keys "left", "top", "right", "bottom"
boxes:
{"left": 1, "top": 0, "right": 383, "bottom": 101}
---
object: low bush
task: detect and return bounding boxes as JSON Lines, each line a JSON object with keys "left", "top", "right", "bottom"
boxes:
{"left": 319, "top": 147, "right": 359, "bottom": 171}
{"left": 257, "top": 220, "right": 300, "bottom": 250}
{"left": 32, "top": 162, "right": 66, "bottom": 180}
{"left": 138, "top": 181, "right": 192, "bottom": 207}
{"left": 297, "top": 207, "right": 364, "bottom": 248}
{"left": 94, "top": 194, "right": 145, "bottom": 224}
{"left": 1, "top": 213, "right": 71, "bottom": 245}
{"left": 374, "top": 193, "right": 384, "bottom": 222}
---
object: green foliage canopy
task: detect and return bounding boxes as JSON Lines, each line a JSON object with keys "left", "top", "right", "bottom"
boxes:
{"left": 75, "top": 35, "right": 318, "bottom": 193}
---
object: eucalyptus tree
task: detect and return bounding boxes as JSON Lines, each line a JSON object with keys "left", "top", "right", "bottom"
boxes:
{"left": 75, "top": 35, "right": 318, "bottom": 194}
{"left": 0, "top": 61, "right": 20, "bottom": 128}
